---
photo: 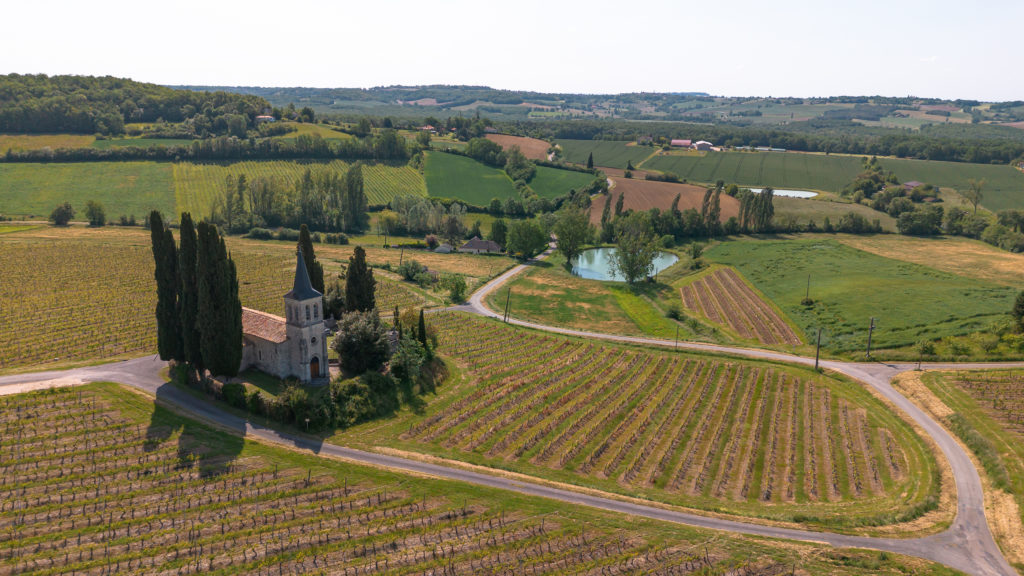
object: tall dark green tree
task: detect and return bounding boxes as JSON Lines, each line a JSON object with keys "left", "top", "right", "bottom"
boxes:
{"left": 488, "top": 218, "right": 508, "bottom": 249}
{"left": 343, "top": 163, "right": 369, "bottom": 233}
{"left": 586, "top": 152, "right": 594, "bottom": 170}
{"left": 196, "top": 222, "right": 242, "bottom": 377}
{"left": 417, "top": 309, "right": 427, "bottom": 349}
{"left": 298, "top": 224, "right": 325, "bottom": 295}
{"left": 345, "top": 246, "right": 376, "bottom": 312}
{"left": 178, "top": 213, "right": 203, "bottom": 372}
{"left": 150, "top": 211, "right": 181, "bottom": 361}
{"left": 614, "top": 192, "right": 624, "bottom": 217}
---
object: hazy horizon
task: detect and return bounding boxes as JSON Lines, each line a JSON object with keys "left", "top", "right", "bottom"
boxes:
{"left": 3, "top": 0, "right": 1021, "bottom": 102}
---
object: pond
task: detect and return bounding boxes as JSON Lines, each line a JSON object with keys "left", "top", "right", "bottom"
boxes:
{"left": 750, "top": 188, "right": 818, "bottom": 199}
{"left": 571, "top": 247, "right": 679, "bottom": 282}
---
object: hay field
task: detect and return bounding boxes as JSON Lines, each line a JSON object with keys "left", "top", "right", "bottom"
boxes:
{"left": 485, "top": 133, "right": 550, "bottom": 160}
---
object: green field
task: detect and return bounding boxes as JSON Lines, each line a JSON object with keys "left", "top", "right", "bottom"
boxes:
{"left": 174, "top": 159, "right": 427, "bottom": 217}
{"left": 644, "top": 152, "right": 864, "bottom": 192}
{"left": 555, "top": 140, "right": 658, "bottom": 168}
{"left": 773, "top": 196, "right": 898, "bottom": 232}
{"left": 0, "top": 384, "right": 954, "bottom": 576}
{"left": 706, "top": 237, "right": 1017, "bottom": 352}
{"left": 642, "top": 151, "right": 1024, "bottom": 209}
{"left": 529, "top": 165, "right": 597, "bottom": 198}
{"left": 92, "top": 138, "right": 195, "bottom": 149}
{"left": 0, "top": 161, "right": 175, "bottom": 219}
{"left": 276, "top": 122, "right": 353, "bottom": 140}
{"left": 423, "top": 150, "right": 516, "bottom": 205}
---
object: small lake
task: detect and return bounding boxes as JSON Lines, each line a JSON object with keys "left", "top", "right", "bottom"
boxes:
{"left": 750, "top": 188, "right": 818, "bottom": 199}
{"left": 572, "top": 247, "right": 679, "bottom": 282}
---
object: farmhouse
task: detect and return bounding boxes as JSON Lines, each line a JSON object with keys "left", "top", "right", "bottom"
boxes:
{"left": 239, "top": 250, "right": 329, "bottom": 384}
{"left": 693, "top": 140, "right": 713, "bottom": 151}
{"left": 670, "top": 139, "right": 692, "bottom": 147}
{"left": 903, "top": 180, "right": 925, "bottom": 191}
{"left": 460, "top": 236, "right": 503, "bottom": 254}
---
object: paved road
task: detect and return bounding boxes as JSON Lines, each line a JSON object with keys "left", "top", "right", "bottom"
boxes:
{"left": 1, "top": 250, "right": 1019, "bottom": 575}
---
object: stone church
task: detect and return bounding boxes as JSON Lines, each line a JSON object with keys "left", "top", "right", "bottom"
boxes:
{"left": 239, "top": 249, "right": 329, "bottom": 384}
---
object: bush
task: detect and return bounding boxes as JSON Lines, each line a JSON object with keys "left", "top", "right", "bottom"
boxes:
{"left": 332, "top": 310, "right": 391, "bottom": 374}
{"left": 324, "top": 232, "right": 349, "bottom": 245}
{"left": 397, "top": 259, "right": 426, "bottom": 281}
{"left": 665, "top": 303, "right": 682, "bottom": 320}
{"left": 424, "top": 234, "right": 439, "bottom": 250}
{"left": 245, "top": 227, "right": 274, "bottom": 240}
{"left": 442, "top": 274, "right": 467, "bottom": 303}
{"left": 276, "top": 228, "right": 301, "bottom": 241}
{"left": 49, "top": 202, "right": 74, "bottom": 226}
{"left": 222, "top": 381, "right": 247, "bottom": 408}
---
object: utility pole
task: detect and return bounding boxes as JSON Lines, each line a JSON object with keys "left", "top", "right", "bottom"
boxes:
{"left": 866, "top": 317, "right": 876, "bottom": 359}
{"left": 503, "top": 288, "right": 511, "bottom": 323}
{"left": 399, "top": 247, "right": 404, "bottom": 266}
{"left": 814, "top": 328, "right": 822, "bottom": 371}
{"left": 805, "top": 274, "right": 811, "bottom": 302}
{"left": 675, "top": 325, "right": 679, "bottom": 349}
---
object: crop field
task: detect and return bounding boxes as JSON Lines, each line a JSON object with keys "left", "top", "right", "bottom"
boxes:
{"left": 879, "top": 156, "right": 1024, "bottom": 212}
{"left": 402, "top": 313, "right": 938, "bottom": 526}
{"left": 838, "top": 234, "right": 1024, "bottom": 287}
{"left": 643, "top": 152, "right": 863, "bottom": 193}
{"left": 484, "top": 133, "right": 551, "bottom": 160}
{"left": 0, "top": 384, "right": 818, "bottom": 576}
{"left": 0, "top": 228, "right": 460, "bottom": 371}
{"left": 590, "top": 178, "right": 740, "bottom": 225}
{"left": 706, "top": 237, "right": 1017, "bottom": 352}
{"left": 0, "top": 161, "right": 176, "bottom": 220}
{"left": 680, "top": 267, "right": 802, "bottom": 346}
{"left": 530, "top": 166, "right": 597, "bottom": 199}
{"left": 423, "top": 151, "right": 516, "bottom": 205}
{"left": 174, "top": 160, "right": 427, "bottom": 217}
{"left": 554, "top": 140, "right": 658, "bottom": 169}
{"left": 0, "top": 133, "right": 95, "bottom": 152}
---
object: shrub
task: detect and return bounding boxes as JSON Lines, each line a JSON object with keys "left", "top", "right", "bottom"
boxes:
{"left": 397, "top": 259, "right": 426, "bottom": 281}
{"left": 245, "top": 227, "right": 274, "bottom": 240}
{"left": 665, "top": 303, "right": 682, "bottom": 320}
{"left": 276, "top": 228, "right": 301, "bottom": 241}
{"left": 49, "top": 202, "right": 74, "bottom": 226}
{"left": 222, "top": 381, "right": 247, "bottom": 408}
{"left": 324, "top": 232, "right": 349, "bottom": 245}
{"left": 332, "top": 310, "right": 390, "bottom": 374}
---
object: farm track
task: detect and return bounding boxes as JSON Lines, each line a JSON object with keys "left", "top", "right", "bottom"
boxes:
{"left": 2, "top": 247, "right": 1022, "bottom": 575}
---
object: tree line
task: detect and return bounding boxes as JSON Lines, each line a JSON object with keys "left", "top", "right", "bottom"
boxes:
{"left": 0, "top": 74, "right": 268, "bottom": 136}
{"left": 150, "top": 211, "right": 242, "bottom": 380}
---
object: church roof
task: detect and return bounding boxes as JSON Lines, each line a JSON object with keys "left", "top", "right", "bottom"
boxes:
{"left": 285, "top": 248, "right": 322, "bottom": 301}
{"left": 242, "top": 307, "right": 287, "bottom": 343}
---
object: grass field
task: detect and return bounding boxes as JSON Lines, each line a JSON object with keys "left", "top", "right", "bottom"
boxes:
{"left": 174, "top": 160, "right": 427, "bottom": 217}
{"left": 423, "top": 151, "right": 516, "bottom": 205}
{"left": 906, "top": 370, "right": 1024, "bottom": 568}
{"left": 0, "top": 384, "right": 956, "bottom": 576}
{"left": 773, "top": 196, "right": 898, "bottom": 232}
{"left": 530, "top": 165, "right": 598, "bottom": 199}
{"left": 705, "top": 237, "right": 1017, "bottom": 352}
{"left": 327, "top": 312, "right": 942, "bottom": 530}
{"left": 0, "top": 161, "right": 176, "bottom": 220}
{"left": 92, "top": 138, "right": 195, "bottom": 149}
{"left": 838, "top": 234, "right": 1024, "bottom": 287}
{"left": 276, "top": 122, "right": 353, "bottom": 140}
{"left": 0, "top": 133, "right": 94, "bottom": 151}
{"left": 555, "top": 140, "right": 658, "bottom": 169}
{"left": 880, "top": 156, "right": 1024, "bottom": 212}
{"left": 0, "top": 226, "right": 505, "bottom": 371}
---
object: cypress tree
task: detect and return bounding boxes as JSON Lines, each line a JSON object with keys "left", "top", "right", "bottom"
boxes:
{"left": 345, "top": 246, "right": 376, "bottom": 312}
{"left": 150, "top": 211, "right": 181, "bottom": 361}
{"left": 197, "top": 222, "right": 242, "bottom": 377}
{"left": 298, "top": 224, "right": 325, "bottom": 294}
{"left": 393, "top": 305, "right": 400, "bottom": 329}
{"left": 614, "top": 192, "right": 624, "bottom": 217}
{"left": 178, "top": 213, "right": 203, "bottom": 372}
{"left": 417, "top": 309, "right": 427, "bottom": 348}
{"left": 586, "top": 152, "right": 594, "bottom": 170}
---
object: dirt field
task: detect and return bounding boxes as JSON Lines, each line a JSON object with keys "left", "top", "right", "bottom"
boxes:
{"left": 590, "top": 178, "right": 740, "bottom": 224}
{"left": 838, "top": 234, "right": 1024, "bottom": 287}
{"left": 484, "top": 133, "right": 551, "bottom": 160}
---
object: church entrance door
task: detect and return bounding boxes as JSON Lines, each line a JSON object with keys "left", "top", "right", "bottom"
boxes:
{"left": 310, "top": 356, "right": 320, "bottom": 379}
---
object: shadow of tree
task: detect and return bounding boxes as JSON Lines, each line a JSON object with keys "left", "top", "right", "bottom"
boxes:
{"left": 144, "top": 381, "right": 245, "bottom": 478}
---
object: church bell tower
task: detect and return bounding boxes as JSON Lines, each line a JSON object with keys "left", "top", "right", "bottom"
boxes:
{"left": 284, "top": 249, "right": 328, "bottom": 383}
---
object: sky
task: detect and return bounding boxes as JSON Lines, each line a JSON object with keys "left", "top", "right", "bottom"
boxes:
{"left": 3, "top": 0, "right": 1022, "bottom": 101}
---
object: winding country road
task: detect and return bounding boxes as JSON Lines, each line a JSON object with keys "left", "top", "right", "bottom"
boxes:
{"left": 1, "top": 249, "right": 1020, "bottom": 575}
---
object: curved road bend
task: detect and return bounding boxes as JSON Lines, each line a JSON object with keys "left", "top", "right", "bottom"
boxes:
{"left": 0, "top": 252, "right": 1019, "bottom": 575}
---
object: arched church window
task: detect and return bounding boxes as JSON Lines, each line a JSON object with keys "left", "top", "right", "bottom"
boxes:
{"left": 313, "top": 304, "right": 319, "bottom": 319}
{"left": 305, "top": 305, "right": 310, "bottom": 321}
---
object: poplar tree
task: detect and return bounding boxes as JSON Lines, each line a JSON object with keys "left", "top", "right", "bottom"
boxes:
{"left": 178, "top": 213, "right": 203, "bottom": 372}
{"left": 298, "top": 224, "right": 325, "bottom": 294}
{"left": 149, "top": 211, "right": 181, "bottom": 361}
{"left": 345, "top": 246, "right": 376, "bottom": 312}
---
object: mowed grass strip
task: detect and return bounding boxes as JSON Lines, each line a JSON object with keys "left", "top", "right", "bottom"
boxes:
{"left": 173, "top": 159, "right": 426, "bottom": 218}
{"left": 0, "top": 161, "right": 175, "bottom": 219}
{"left": 705, "top": 236, "right": 1016, "bottom": 352}
{"left": 554, "top": 140, "right": 658, "bottom": 169}
{"left": 423, "top": 151, "right": 516, "bottom": 204}
{"left": 382, "top": 312, "right": 940, "bottom": 529}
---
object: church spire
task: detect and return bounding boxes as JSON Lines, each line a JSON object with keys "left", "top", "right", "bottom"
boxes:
{"left": 285, "top": 248, "right": 321, "bottom": 301}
